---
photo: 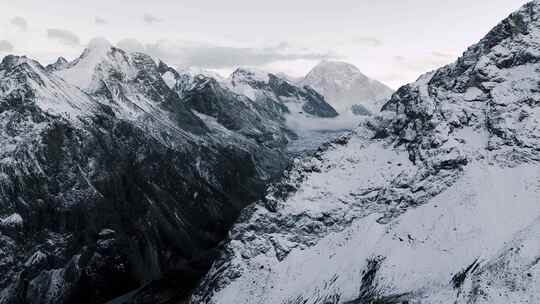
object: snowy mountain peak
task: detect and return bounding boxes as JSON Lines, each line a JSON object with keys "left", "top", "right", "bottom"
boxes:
{"left": 301, "top": 60, "right": 393, "bottom": 114}
{"left": 0, "top": 55, "right": 62, "bottom": 92}
{"left": 1, "top": 54, "right": 42, "bottom": 70}
{"left": 45, "top": 56, "right": 69, "bottom": 72}
{"left": 0, "top": 55, "right": 49, "bottom": 96}
{"left": 226, "top": 67, "right": 338, "bottom": 118}
{"left": 56, "top": 56, "right": 68, "bottom": 64}
{"left": 0, "top": 54, "right": 97, "bottom": 120}
{"left": 178, "top": 66, "right": 226, "bottom": 83}
{"left": 77, "top": 37, "right": 115, "bottom": 66}
{"left": 229, "top": 67, "right": 271, "bottom": 86}
{"left": 54, "top": 38, "right": 128, "bottom": 91}
{"left": 307, "top": 60, "right": 369, "bottom": 82}
{"left": 56, "top": 56, "right": 108, "bottom": 90}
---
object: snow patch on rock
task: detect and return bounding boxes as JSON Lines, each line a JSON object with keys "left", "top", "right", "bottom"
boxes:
{"left": 0, "top": 213, "right": 23, "bottom": 228}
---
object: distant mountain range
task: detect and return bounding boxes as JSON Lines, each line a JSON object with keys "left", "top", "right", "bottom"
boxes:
{"left": 171, "top": 61, "right": 395, "bottom": 117}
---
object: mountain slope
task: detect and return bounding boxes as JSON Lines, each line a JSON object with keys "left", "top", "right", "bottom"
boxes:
{"left": 192, "top": 2, "right": 540, "bottom": 303}
{"left": 300, "top": 60, "right": 393, "bottom": 114}
{"left": 0, "top": 40, "right": 291, "bottom": 304}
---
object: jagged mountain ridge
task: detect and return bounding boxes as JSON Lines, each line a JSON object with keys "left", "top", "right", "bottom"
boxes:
{"left": 156, "top": 63, "right": 344, "bottom": 150}
{"left": 0, "top": 38, "right": 324, "bottom": 304}
{"left": 300, "top": 60, "right": 394, "bottom": 114}
{"left": 193, "top": 2, "right": 540, "bottom": 303}
{"left": 228, "top": 67, "right": 339, "bottom": 118}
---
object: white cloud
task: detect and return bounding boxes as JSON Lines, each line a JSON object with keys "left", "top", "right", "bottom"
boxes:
{"left": 0, "top": 40, "right": 14, "bottom": 53}
{"left": 352, "top": 36, "right": 383, "bottom": 47}
{"left": 47, "top": 29, "right": 81, "bottom": 46}
{"left": 143, "top": 13, "right": 162, "bottom": 24}
{"left": 95, "top": 17, "right": 107, "bottom": 25}
{"left": 118, "top": 39, "right": 336, "bottom": 69}
{"left": 117, "top": 38, "right": 145, "bottom": 52}
{"left": 10, "top": 17, "right": 28, "bottom": 31}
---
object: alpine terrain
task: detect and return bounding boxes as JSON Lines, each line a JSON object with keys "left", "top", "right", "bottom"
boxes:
{"left": 300, "top": 61, "right": 394, "bottom": 115}
{"left": 0, "top": 38, "right": 340, "bottom": 303}
{"left": 193, "top": 2, "right": 540, "bottom": 303}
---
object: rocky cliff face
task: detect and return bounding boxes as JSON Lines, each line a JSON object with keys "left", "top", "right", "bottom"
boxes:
{"left": 192, "top": 2, "right": 540, "bottom": 303}
{"left": 0, "top": 40, "right": 295, "bottom": 304}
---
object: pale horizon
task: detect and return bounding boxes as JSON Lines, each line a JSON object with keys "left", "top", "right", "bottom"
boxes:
{"left": 0, "top": 0, "right": 531, "bottom": 89}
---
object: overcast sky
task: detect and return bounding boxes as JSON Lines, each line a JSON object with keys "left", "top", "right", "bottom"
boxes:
{"left": 0, "top": 0, "right": 530, "bottom": 88}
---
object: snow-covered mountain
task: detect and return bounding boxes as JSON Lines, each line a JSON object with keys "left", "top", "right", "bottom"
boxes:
{"left": 0, "top": 33, "right": 350, "bottom": 303}
{"left": 193, "top": 2, "right": 540, "bottom": 303}
{"left": 228, "top": 67, "right": 339, "bottom": 118}
{"left": 225, "top": 67, "right": 361, "bottom": 155}
{"left": 300, "top": 60, "right": 394, "bottom": 114}
{"left": 0, "top": 39, "right": 301, "bottom": 304}
{"left": 45, "top": 56, "right": 69, "bottom": 72}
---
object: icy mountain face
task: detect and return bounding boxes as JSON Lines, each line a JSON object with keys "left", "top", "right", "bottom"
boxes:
{"left": 0, "top": 55, "right": 98, "bottom": 120}
{"left": 0, "top": 42, "right": 291, "bottom": 303}
{"left": 45, "top": 57, "right": 69, "bottom": 72}
{"left": 178, "top": 66, "right": 227, "bottom": 83}
{"left": 193, "top": 2, "right": 540, "bottom": 304}
{"left": 301, "top": 61, "right": 394, "bottom": 114}
{"left": 228, "top": 68, "right": 339, "bottom": 118}
{"left": 55, "top": 39, "right": 209, "bottom": 138}
{"left": 55, "top": 38, "right": 118, "bottom": 91}
{"left": 157, "top": 63, "right": 227, "bottom": 98}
